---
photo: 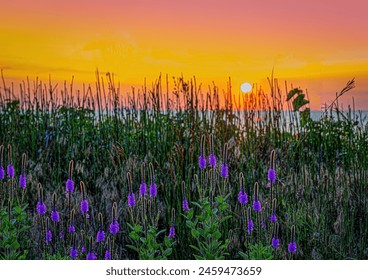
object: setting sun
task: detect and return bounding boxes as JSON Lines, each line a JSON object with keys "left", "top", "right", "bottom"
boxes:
{"left": 240, "top": 82, "right": 252, "bottom": 93}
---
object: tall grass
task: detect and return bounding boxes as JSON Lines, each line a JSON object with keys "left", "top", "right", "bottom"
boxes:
{"left": 0, "top": 70, "right": 367, "bottom": 259}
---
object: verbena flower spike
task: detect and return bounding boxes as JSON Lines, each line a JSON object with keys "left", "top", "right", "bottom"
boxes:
{"left": 0, "top": 145, "right": 4, "bottom": 180}
{"left": 267, "top": 150, "right": 276, "bottom": 186}
{"left": 238, "top": 172, "right": 248, "bottom": 205}
{"left": 220, "top": 143, "right": 228, "bottom": 178}
{"left": 127, "top": 172, "right": 135, "bottom": 207}
{"left": 19, "top": 153, "right": 27, "bottom": 189}
{"left": 96, "top": 212, "right": 105, "bottom": 243}
{"left": 36, "top": 183, "right": 47, "bottom": 215}
{"left": 208, "top": 133, "right": 217, "bottom": 168}
{"left": 288, "top": 225, "right": 297, "bottom": 253}
{"left": 181, "top": 181, "right": 190, "bottom": 211}
{"left": 51, "top": 192, "right": 60, "bottom": 222}
{"left": 253, "top": 182, "right": 261, "bottom": 212}
{"left": 80, "top": 181, "right": 89, "bottom": 216}
{"left": 109, "top": 202, "right": 119, "bottom": 235}
{"left": 7, "top": 144, "right": 14, "bottom": 178}
{"left": 66, "top": 160, "right": 75, "bottom": 194}
{"left": 149, "top": 162, "right": 157, "bottom": 197}
{"left": 139, "top": 162, "right": 147, "bottom": 196}
{"left": 198, "top": 135, "right": 206, "bottom": 169}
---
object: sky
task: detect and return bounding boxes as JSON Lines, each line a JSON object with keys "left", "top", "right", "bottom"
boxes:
{"left": 1, "top": 0, "right": 368, "bottom": 110}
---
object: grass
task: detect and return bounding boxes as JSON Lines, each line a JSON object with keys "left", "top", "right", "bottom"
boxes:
{"left": 0, "top": 71, "right": 367, "bottom": 260}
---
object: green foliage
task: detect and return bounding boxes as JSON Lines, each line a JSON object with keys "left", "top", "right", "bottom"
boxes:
{"left": 292, "top": 94, "right": 309, "bottom": 112}
{"left": 239, "top": 243, "right": 274, "bottom": 260}
{"left": 286, "top": 88, "right": 302, "bottom": 101}
{"left": 0, "top": 75, "right": 367, "bottom": 260}
{"left": 287, "top": 88, "right": 310, "bottom": 125}
{"left": 42, "top": 253, "right": 71, "bottom": 260}
{"left": 0, "top": 203, "right": 31, "bottom": 260}
{"left": 300, "top": 107, "right": 311, "bottom": 126}
{"left": 126, "top": 224, "right": 175, "bottom": 260}
{"left": 184, "top": 196, "right": 231, "bottom": 260}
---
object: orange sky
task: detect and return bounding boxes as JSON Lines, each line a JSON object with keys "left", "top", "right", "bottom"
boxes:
{"left": 1, "top": 0, "right": 368, "bottom": 109}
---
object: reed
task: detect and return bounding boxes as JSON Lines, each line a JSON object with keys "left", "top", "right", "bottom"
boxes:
{"left": 0, "top": 72, "right": 367, "bottom": 259}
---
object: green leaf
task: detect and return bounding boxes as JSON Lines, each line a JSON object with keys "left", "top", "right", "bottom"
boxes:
{"left": 164, "top": 236, "right": 171, "bottom": 248}
{"left": 198, "top": 228, "right": 206, "bottom": 238}
{"left": 238, "top": 251, "right": 248, "bottom": 260}
{"left": 213, "top": 231, "right": 222, "bottom": 239}
{"left": 11, "top": 241, "right": 20, "bottom": 250}
{"left": 287, "top": 88, "right": 302, "bottom": 101}
{"left": 219, "top": 204, "right": 229, "bottom": 211}
{"left": 187, "top": 209, "right": 194, "bottom": 220}
{"left": 129, "top": 232, "right": 140, "bottom": 241}
{"left": 192, "top": 202, "right": 202, "bottom": 209}
{"left": 134, "top": 224, "right": 143, "bottom": 232}
{"left": 189, "top": 245, "right": 200, "bottom": 252}
{"left": 156, "top": 229, "right": 166, "bottom": 236}
{"left": 126, "top": 245, "right": 139, "bottom": 253}
{"left": 193, "top": 254, "right": 204, "bottom": 260}
{"left": 220, "top": 215, "right": 233, "bottom": 223}
{"left": 300, "top": 108, "right": 311, "bottom": 126}
{"left": 215, "top": 196, "right": 224, "bottom": 204}
{"left": 186, "top": 220, "right": 195, "bottom": 228}
{"left": 191, "top": 229, "right": 200, "bottom": 238}
{"left": 292, "top": 94, "right": 309, "bottom": 111}
{"left": 164, "top": 248, "right": 173, "bottom": 256}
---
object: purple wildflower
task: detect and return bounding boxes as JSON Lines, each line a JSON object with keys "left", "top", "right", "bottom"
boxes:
{"left": 209, "top": 154, "right": 216, "bottom": 168}
{"left": 199, "top": 155, "right": 206, "bottom": 169}
{"left": 220, "top": 164, "right": 228, "bottom": 178}
{"left": 253, "top": 200, "right": 262, "bottom": 212}
{"left": 168, "top": 225, "right": 175, "bottom": 239}
{"left": 7, "top": 164, "right": 14, "bottom": 178}
{"left": 105, "top": 250, "right": 111, "bottom": 260}
{"left": 288, "top": 241, "right": 297, "bottom": 253}
{"left": 182, "top": 199, "right": 190, "bottom": 211}
{"left": 46, "top": 230, "right": 52, "bottom": 244}
{"left": 261, "top": 221, "right": 266, "bottom": 229}
{"left": 68, "top": 224, "right": 76, "bottom": 233}
{"left": 51, "top": 209, "right": 60, "bottom": 222}
{"left": 96, "top": 229, "right": 105, "bottom": 242}
{"left": 109, "top": 221, "right": 119, "bottom": 235}
{"left": 267, "top": 182, "right": 271, "bottom": 188}
{"left": 86, "top": 252, "right": 97, "bottom": 260}
{"left": 0, "top": 166, "right": 4, "bottom": 180}
{"left": 272, "top": 237, "right": 280, "bottom": 249}
{"left": 268, "top": 168, "right": 276, "bottom": 183}
{"left": 66, "top": 178, "right": 75, "bottom": 193}
{"left": 70, "top": 248, "right": 78, "bottom": 259}
{"left": 127, "top": 192, "right": 135, "bottom": 207}
{"left": 19, "top": 174, "right": 27, "bottom": 189}
{"left": 81, "top": 246, "right": 86, "bottom": 253}
{"left": 270, "top": 213, "right": 277, "bottom": 223}
{"left": 139, "top": 182, "right": 147, "bottom": 196}
{"left": 59, "top": 232, "right": 64, "bottom": 239}
{"left": 150, "top": 183, "right": 157, "bottom": 197}
{"left": 247, "top": 219, "right": 254, "bottom": 235}
{"left": 36, "top": 201, "right": 46, "bottom": 215}
{"left": 238, "top": 191, "right": 248, "bottom": 205}
{"left": 80, "top": 199, "right": 89, "bottom": 214}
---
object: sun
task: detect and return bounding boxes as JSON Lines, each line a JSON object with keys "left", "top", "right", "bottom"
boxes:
{"left": 240, "top": 82, "right": 252, "bottom": 93}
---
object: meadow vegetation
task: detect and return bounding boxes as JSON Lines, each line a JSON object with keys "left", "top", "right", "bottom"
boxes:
{"left": 0, "top": 72, "right": 367, "bottom": 260}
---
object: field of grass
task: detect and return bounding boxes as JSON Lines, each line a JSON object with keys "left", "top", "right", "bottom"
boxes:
{"left": 0, "top": 72, "right": 367, "bottom": 260}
